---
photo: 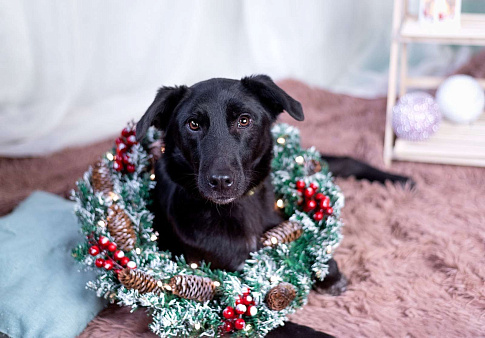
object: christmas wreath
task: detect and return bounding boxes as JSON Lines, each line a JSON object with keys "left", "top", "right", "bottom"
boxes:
{"left": 72, "top": 123, "right": 344, "bottom": 337}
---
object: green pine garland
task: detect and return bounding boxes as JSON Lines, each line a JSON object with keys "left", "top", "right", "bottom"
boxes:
{"left": 72, "top": 123, "right": 344, "bottom": 337}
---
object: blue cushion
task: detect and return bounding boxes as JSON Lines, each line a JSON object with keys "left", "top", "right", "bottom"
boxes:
{"left": 0, "top": 191, "right": 106, "bottom": 338}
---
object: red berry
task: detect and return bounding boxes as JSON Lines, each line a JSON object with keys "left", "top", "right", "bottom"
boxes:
{"left": 120, "top": 256, "right": 130, "bottom": 266}
{"left": 98, "top": 236, "right": 109, "bottom": 247}
{"left": 242, "top": 286, "right": 251, "bottom": 295}
{"left": 304, "top": 187, "right": 315, "bottom": 198}
{"left": 235, "top": 297, "right": 244, "bottom": 306}
{"left": 95, "top": 258, "right": 105, "bottom": 268}
{"left": 319, "top": 196, "right": 330, "bottom": 209}
{"left": 89, "top": 245, "right": 100, "bottom": 256}
{"left": 234, "top": 318, "right": 246, "bottom": 330}
{"left": 303, "top": 199, "right": 317, "bottom": 212}
{"left": 114, "top": 269, "right": 121, "bottom": 276}
{"left": 126, "top": 261, "right": 137, "bottom": 269}
{"left": 121, "top": 127, "right": 131, "bottom": 137}
{"left": 126, "top": 164, "right": 136, "bottom": 173}
{"left": 224, "top": 320, "right": 234, "bottom": 332}
{"left": 235, "top": 303, "right": 247, "bottom": 315}
{"left": 242, "top": 294, "right": 253, "bottom": 305}
{"left": 116, "top": 143, "right": 127, "bottom": 155}
{"left": 246, "top": 305, "right": 258, "bottom": 316}
{"left": 295, "top": 180, "right": 306, "bottom": 190}
{"left": 104, "top": 260, "right": 114, "bottom": 270}
{"left": 114, "top": 250, "right": 125, "bottom": 260}
{"left": 115, "top": 137, "right": 123, "bottom": 145}
{"left": 315, "top": 193, "right": 324, "bottom": 201}
{"left": 121, "top": 153, "right": 131, "bottom": 165}
{"left": 324, "top": 207, "right": 334, "bottom": 215}
{"left": 113, "top": 160, "right": 123, "bottom": 172}
{"left": 125, "top": 135, "right": 137, "bottom": 146}
{"left": 313, "top": 211, "right": 324, "bottom": 221}
{"left": 107, "top": 242, "right": 117, "bottom": 252}
{"left": 309, "top": 182, "right": 319, "bottom": 191}
{"left": 222, "top": 306, "right": 235, "bottom": 319}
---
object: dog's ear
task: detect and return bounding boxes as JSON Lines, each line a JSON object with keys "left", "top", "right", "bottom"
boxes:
{"left": 136, "top": 86, "right": 188, "bottom": 141}
{"left": 241, "top": 75, "right": 304, "bottom": 121}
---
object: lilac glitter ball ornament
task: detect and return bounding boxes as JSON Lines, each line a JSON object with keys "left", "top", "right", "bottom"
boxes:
{"left": 392, "top": 92, "right": 441, "bottom": 141}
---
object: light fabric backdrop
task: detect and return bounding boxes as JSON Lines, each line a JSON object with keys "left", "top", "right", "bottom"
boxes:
{"left": 1, "top": 0, "right": 483, "bottom": 156}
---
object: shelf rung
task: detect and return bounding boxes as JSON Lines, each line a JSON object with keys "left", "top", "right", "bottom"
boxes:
{"left": 405, "top": 77, "right": 485, "bottom": 90}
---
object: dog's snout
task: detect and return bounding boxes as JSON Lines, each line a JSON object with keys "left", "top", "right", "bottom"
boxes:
{"left": 209, "top": 174, "right": 234, "bottom": 191}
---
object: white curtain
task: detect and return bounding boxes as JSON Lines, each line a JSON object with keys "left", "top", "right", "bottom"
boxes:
{"left": 0, "top": 0, "right": 476, "bottom": 156}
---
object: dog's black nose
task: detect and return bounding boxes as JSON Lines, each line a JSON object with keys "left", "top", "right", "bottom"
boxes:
{"left": 209, "top": 174, "right": 233, "bottom": 190}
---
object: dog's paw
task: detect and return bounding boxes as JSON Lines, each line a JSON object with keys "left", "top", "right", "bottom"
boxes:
{"left": 313, "top": 274, "right": 348, "bottom": 296}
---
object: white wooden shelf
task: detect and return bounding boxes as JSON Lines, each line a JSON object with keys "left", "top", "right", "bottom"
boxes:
{"left": 384, "top": 0, "right": 485, "bottom": 168}
{"left": 400, "top": 14, "right": 485, "bottom": 45}
{"left": 393, "top": 114, "right": 485, "bottom": 167}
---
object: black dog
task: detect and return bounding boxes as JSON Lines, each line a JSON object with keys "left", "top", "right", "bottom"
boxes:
{"left": 136, "top": 75, "right": 410, "bottom": 337}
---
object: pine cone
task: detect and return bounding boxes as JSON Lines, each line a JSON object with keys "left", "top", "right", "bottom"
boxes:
{"left": 261, "top": 221, "right": 303, "bottom": 247}
{"left": 107, "top": 205, "right": 136, "bottom": 252}
{"left": 118, "top": 268, "right": 162, "bottom": 294}
{"left": 306, "top": 159, "right": 322, "bottom": 175}
{"left": 169, "top": 275, "right": 216, "bottom": 302}
{"left": 265, "top": 282, "right": 296, "bottom": 311}
{"left": 91, "top": 161, "right": 114, "bottom": 195}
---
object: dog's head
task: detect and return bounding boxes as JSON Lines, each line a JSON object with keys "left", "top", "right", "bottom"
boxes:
{"left": 136, "top": 75, "right": 304, "bottom": 204}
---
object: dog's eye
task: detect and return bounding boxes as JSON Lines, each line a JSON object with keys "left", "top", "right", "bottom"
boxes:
{"left": 238, "top": 115, "right": 251, "bottom": 128}
{"left": 188, "top": 120, "right": 200, "bottom": 131}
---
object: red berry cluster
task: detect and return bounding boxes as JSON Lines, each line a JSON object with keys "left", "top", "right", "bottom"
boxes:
{"left": 221, "top": 287, "right": 257, "bottom": 333}
{"left": 113, "top": 126, "right": 137, "bottom": 174}
{"left": 88, "top": 235, "right": 136, "bottom": 275}
{"left": 295, "top": 180, "right": 333, "bottom": 221}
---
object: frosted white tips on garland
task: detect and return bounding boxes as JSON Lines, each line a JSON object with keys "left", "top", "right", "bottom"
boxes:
{"left": 295, "top": 155, "right": 305, "bottom": 164}
{"left": 194, "top": 323, "right": 201, "bottom": 330}
{"left": 135, "top": 248, "right": 141, "bottom": 254}
{"left": 150, "top": 234, "right": 157, "bottom": 241}
{"left": 276, "top": 137, "right": 286, "bottom": 145}
{"left": 97, "top": 220, "right": 106, "bottom": 227}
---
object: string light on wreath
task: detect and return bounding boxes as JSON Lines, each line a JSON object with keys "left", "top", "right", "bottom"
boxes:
{"left": 72, "top": 122, "right": 344, "bottom": 338}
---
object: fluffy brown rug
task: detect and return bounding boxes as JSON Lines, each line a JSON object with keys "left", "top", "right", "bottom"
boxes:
{"left": 1, "top": 53, "right": 485, "bottom": 337}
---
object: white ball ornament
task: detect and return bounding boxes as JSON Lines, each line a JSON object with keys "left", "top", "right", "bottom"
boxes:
{"left": 436, "top": 75, "right": 485, "bottom": 124}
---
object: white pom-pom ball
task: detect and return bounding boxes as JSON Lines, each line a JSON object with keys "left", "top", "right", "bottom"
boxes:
{"left": 436, "top": 75, "right": 485, "bottom": 124}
